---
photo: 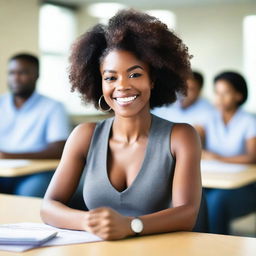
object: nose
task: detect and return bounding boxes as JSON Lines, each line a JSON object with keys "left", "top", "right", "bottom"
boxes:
{"left": 116, "top": 76, "right": 131, "bottom": 91}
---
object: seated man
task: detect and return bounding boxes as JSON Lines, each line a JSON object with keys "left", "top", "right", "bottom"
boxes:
{"left": 152, "top": 71, "right": 213, "bottom": 127}
{"left": 0, "top": 53, "right": 70, "bottom": 197}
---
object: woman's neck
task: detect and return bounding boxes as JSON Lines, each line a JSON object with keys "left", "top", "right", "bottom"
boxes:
{"left": 221, "top": 107, "right": 238, "bottom": 125}
{"left": 112, "top": 111, "right": 152, "bottom": 144}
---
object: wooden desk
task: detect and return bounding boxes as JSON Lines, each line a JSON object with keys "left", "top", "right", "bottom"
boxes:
{"left": 201, "top": 164, "right": 256, "bottom": 189}
{"left": 0, "top": 194, "right": 255, "bottom": 256}
{"left": 0, "top": 160, "right": 59, "bottom": 177}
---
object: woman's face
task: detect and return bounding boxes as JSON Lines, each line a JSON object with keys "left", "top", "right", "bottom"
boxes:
{"left": 180, "top": 78, "right": 201, "bottom": 109}
{"left": 214, "top": 79, "right": 242, "bottom": 112}
{"left": 100, "top": 49, "right": 153, "bottom": 117}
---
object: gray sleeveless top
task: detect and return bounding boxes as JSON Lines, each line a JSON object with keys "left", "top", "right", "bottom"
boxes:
{"left": 83, "top": 114, "right": 175, "bottom": 216}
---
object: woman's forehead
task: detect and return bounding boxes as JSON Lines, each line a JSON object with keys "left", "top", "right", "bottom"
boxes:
{"left": 100, "top": 49, "right": 148, "bottom": 72}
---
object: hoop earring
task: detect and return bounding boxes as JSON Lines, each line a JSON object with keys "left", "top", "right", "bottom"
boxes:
{"left": 98, "top": 95, "right": 111, "bottom": 112}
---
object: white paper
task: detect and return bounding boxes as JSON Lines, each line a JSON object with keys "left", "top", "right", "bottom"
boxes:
{"left": 0, "top": 228, "right": 57, "bottom": 244}
{"left": 0, "top": 222, "right": 102, "bottom": 252}
{"left": 0, "top": 160, "right": 31, "bottom": 169}
{"left": 201, "top": 160, "right": 248, "bottom": 173}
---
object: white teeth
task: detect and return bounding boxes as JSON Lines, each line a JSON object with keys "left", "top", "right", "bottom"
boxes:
{"left": 116, "top": 96, "right": 137, "bottom": 103}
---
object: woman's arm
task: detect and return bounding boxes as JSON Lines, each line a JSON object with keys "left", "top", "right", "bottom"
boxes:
{"left": 195, "top": 125, "right": 256, "bottom": 164}
{"left": 205, "top": 137, "right": 256, "bottom": 164}
{"left": 138, "top": 123, "right": 202, "bottom": 234}
{"left": 40, "top": 122, "right": 96, "bottom": 230}
{"left": 0, "top": 141, "right": 66, "bottom": 159}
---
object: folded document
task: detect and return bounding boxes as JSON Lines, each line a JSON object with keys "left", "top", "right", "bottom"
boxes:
{"left": 0, "top": 227, "right": 57, "bottom": 245}
{"left": 0, "top": 222, "right": 102, "bottom": 252}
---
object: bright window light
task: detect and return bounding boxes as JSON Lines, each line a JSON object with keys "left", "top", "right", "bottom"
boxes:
{"left": 39, "top": 4, "right": 76, "bottom": 53}
{"left": 87, "top": 2, "right": 127, "bottom": 24}
{"left": 146, "top": 10, "right": 176, "bottom": 30}
{"left": 243, "top": 15, "right": 256, "bottom": 113}
{"left": 39, "top": 4, "right": 99, "bottom": 114}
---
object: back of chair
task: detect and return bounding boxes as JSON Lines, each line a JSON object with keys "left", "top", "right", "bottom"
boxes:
{"left": 193, "top": 191, "right": 209, "bottom": 232}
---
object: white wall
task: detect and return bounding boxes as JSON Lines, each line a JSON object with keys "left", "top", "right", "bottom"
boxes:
{"left": 0, "top": 0, "right": 39, "bottom": 94}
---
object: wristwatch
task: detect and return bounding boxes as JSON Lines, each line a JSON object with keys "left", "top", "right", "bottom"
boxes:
{"left": 131, "top": 218, "right": 144, "bottom": 235}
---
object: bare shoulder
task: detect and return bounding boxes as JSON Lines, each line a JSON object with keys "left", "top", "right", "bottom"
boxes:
{"left": 64, "top": 122, "right": 97, "bottom": 159}
{"left": 170, "top": 123, "right": 201, "bottom": 155}
{"left": 71, "top": 122, "right": 97, "bottom": 139}
{"left": 171, "top": 123, "right": 199, "bottom": 139}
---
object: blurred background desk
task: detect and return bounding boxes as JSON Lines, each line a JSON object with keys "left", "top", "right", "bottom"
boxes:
{"left": 201, "top": 160, "right": 256, "bottom": 236}
{"left": 0, "top": 194, "right": 255, "bottom": 256}
{"left": 0, "top": 160, "right": 59, "bottom": 177}
{"left": 201, "top": 161, "right": 256, "bottom": 189}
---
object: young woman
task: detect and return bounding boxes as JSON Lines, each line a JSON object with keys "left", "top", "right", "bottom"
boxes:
{"left": 197, "top": 71, "right": 256, "bottom": 234}
{"left": 41, "top": 9, "right": 202, "bottom": 240}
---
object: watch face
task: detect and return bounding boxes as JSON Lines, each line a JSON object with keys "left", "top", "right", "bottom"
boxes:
{"left": 131, "top": 218, "right": 143, "bottom": 233}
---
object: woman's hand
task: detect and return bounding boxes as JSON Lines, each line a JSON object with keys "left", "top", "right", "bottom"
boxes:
{"left": 86, "top": 207, "right": 133, "bottom": 240}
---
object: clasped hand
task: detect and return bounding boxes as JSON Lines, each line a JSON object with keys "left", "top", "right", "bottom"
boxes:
{"left": 86, "top": 207, "right": 133, "bottom": 240}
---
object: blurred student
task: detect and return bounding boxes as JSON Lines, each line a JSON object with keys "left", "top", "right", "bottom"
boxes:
{"left": 196, "top": 71, "right": 256, "bottom": 234}
{"left": 0, "top": 53, "right": 70, "bottom": 197}
{"left": 152, "top": 71, "right": 213, "bottom": 126}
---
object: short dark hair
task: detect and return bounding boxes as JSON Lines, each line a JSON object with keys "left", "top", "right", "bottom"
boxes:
{"left": 214, "top": 71, "right": 248, "bottom": 106}
{"left": 9, "top": 53, "right": 39, "bottom": 74}
{"left": 69, "top": 9, "right": 192, "bottom": 109}
{"left": 192, "top": 71, "right": 204, "bottom": 89}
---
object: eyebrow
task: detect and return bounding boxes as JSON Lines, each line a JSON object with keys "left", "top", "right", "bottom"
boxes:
{"left": 127, "top": 65, "right": 144, "bottom": 72}
{"left": 102, "top": 65, "right": 144, "bottom": 75}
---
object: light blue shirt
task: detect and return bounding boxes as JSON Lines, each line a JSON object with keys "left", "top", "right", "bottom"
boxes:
{"left": 151, "top": 98, "right": 213, "bottom": 126}
{"left": 204, "top": 109, "right": 256, "bottom": 156}
{"left": 0, "top": 92, "right": 70, "bottom": 153}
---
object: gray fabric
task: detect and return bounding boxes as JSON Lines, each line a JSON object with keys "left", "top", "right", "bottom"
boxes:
{"left": 83, "top": 114, "right": 175, "bottom": 216}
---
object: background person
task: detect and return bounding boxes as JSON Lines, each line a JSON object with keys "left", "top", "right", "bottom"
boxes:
{"left": 196, "top": 71, "right": 256, "bottom": 234}
{"left": 152, "top": 71, "right": 213, "bottom": 127}
{"left": 0, "top": 53, "right": 70, "bottom": 197}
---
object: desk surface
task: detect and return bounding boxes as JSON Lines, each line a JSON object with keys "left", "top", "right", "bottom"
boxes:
{"left": 201, "top": 164, "right": 256, "bottom": 189}
{"left": 0, "top": 160, "right": 59, "bottom": 177}
{"left": 0, "top": 194, "right": 255, "bottom": 256}
{"left": 0, "top": 159, "right": 255, "bottom": 189}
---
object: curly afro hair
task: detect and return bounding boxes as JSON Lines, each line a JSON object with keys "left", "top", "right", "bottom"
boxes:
{"left": 69, "top": 9, "right": 192, "bottom": 109}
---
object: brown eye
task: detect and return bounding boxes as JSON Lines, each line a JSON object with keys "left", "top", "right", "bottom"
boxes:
{"left": 104, "top": 76, "right": 117, "bottom": 82}
{"left": 129, "top": 73, "right": 142, "bottom": 78}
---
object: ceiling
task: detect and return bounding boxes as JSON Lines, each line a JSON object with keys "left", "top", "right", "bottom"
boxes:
{"left": 43, "top": 0, "right": 256, "bottom": 9}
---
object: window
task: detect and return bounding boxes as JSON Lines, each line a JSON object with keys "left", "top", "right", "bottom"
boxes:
{"left": 87, "top": 2, "right": 127, "bottom": 24}
{"left": 39, "top": 3, "right": 98, "bottom": 114}
{"left": 243, "top": 15, "right": 256, "bottom": 113}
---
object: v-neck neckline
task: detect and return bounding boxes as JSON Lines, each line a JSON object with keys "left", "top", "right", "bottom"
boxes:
{"left": 219, "top": 109, "right": 240, "bottom": 130}
{"left": 10, "top": 92, "right": 38, "bottom": 113}
{"left": 104, "top": 115, "right": 154, "bottom": 195}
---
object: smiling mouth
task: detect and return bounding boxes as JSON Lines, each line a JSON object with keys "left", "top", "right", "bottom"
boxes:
{"left": 114, "top": 95, "right": 138, "bottom": 105}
